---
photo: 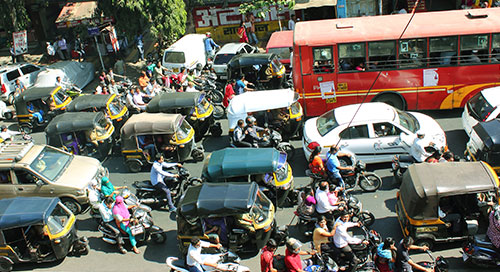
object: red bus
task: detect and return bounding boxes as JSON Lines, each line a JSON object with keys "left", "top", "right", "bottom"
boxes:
{"left": 293, "top": 8, "right": 500, "bottom": 117}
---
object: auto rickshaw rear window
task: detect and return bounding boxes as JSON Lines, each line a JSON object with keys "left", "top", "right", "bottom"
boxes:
{"left": 46, "top": 203, "right": 71, "bottom": 234}
{"left": 53, "top": 91, "right": 68, "bottom": 105}
{"left": 176, "top": 120, "right": 191, "bottom": 141}
{"left": 30, "top": 147, "right": 72, "bottom": 181}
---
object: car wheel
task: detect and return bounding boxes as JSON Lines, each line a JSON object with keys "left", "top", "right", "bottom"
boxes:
{"left": 7, "top": 94, "right": 14, "bottom": 105}
{"left": 3, "top": 112, "right": 13, "bottom": 120}
{"left": 61, "top": 198, "right": 82, "bottom": 215}
{"left": 126, "top": 160, "right": 142, "bottom": 173}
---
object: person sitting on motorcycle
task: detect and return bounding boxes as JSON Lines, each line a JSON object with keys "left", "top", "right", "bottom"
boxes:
{"left": 112, "top": 196, "right": 140, "bottom": 254}
{"left": 297, "top": 188, "right": 316, "bottom": 216}
{"left": 101, "top": 176, "right": 127, "bottom": 200}
{"left": 332, "top": 211, "right": 369, "bottom": 272}
{"left": 328, "top": 186, "right": 345, "bottom": 208}
{"left": 243, "top": 116, "right": 268, "bottom": 147}
{"left": 395, "top": 236, "right": 431, "bottom": 272}
{"left": 284, "top": 237, "right": 316, "bottom": 272}
{"left": 376, "top": 237, "right": 397, "bottom": 272}
{"left": 325, "top": 145, "right": 353, "bottom": 187}
{"left": 233, "top": 119, "right": 252, "bottom": 147}
{"left": 410, "top": 131, "right": 433, "bottom": 163}
{"left": 316, "top": 181, "right": 343, "bottom": 229}
{"left": 186, "top": 237, "right": 222, "bottom": 272}
{"left": 313, "top": 216, "right": 336, "bottom": 255}
{"left": 308, "top": 145, "right": 326, "bottom": 177}
{"left": 99, "top": 196, "right": 127, "bottom": 254}
{"left": 150, "top": 154, "right": 181, "bottom": 212}
{"left": 260, "top": 238, "right": 278, "bottom": 272}
{"left": 486, "top": 205, "right": 500, "bottom": 250}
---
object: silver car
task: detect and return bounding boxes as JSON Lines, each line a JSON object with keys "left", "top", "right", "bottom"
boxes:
{"left": 212, "top": 43, "right": 256, "bottom": 80}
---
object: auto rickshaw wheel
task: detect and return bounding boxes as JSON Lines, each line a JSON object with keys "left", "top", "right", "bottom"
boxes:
{"left": 0, "top": 257, "right": 13, "bottom": 272}
{"left": 415, "top": 239, "right": 434, "bottom": 251}
{"left": 191, "top": 149, "right": 204, "bottom": 162}
{"left": 20, "top": 125, "right": 32, "bottom": 134}
{"left": 61, "top": 198, "right": 82, "bottom": 215}
{"left": 7, "top": 94, "right": 14, "bottom": 105}
{"left": 3, "top": 112, "right": 13, "bottom": 120}
{"left": 126, "top": 160, "right": 142, "bottom": 173}
{"left": 151, "top": 232, "right": 167, "bottom": 244}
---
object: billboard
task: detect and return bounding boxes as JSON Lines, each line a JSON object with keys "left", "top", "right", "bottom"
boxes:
{"left": 12, "top": 30, "right": 27, "bottom": 55}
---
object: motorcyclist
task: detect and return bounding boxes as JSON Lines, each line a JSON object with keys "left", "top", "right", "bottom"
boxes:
{"left": 186, "top": 237, "right": 223, "bottom": 272}
{"left": 233, "top": 119, "right": 252, "bottom": 147}
{"left": 243, "top": 116, "right": 269, "bottom": 147}
{"left": 150, "top": 154, "right": 181, "bottom": 212}
{"left": 284, "top": 237, "right": 316, "bottom": 272}
{"left": 101, "top": 176, "right": 127, "bottom": 200}
{"left": 325, "top": 145, "right": 353, "bottom": 187}
{"left": 410, "top": 131, "right": 433, "bottom": 163}
{"left": 395, "top": 236, "right": 431, "bottom": 272}
{"left": 98, "top": 196, "right": 126, "bottom": 254}
{"left": 332, "top": 211, "right": 368, "bottom": 272}
{"left": 486, "top": 205, "right": 500, "bottom": 250}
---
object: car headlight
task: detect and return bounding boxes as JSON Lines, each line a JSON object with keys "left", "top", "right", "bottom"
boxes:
{"left": 77, "top": 189, "right": 86, "bottom": 196}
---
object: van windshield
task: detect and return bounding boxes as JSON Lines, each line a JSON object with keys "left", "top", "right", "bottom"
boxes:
{"left": 268, "top": 47, "right": 291, "bottom": 60}
{"left": 214, "top": 54, "right": 235, "bottom": 65}
{"left": 30, "top": 146, "right": 72, "bottom": 181}
{"left": 164, "top": 51, "right": 186, "bottom": 64}
{"left": 467, "top": 92, "right": 494, "bottom": 121}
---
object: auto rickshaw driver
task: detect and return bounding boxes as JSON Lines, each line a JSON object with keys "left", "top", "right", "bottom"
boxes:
{"left": 27, "top": 224, "right": 52, "bottom": 259}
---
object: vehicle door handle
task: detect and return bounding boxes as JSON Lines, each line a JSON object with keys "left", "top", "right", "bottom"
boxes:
{"left": 340, "top": 143, "right": 348, "bottom": 148}
{"left": 17, "top": 187, "right": 24, "bottom": 191}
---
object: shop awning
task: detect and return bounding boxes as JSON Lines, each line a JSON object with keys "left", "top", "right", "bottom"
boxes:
{"left": 55, "top": 1, "right": 112, "bottom": 29}
{"left": 293, "top": 0, "right": 337, "bottom": 10}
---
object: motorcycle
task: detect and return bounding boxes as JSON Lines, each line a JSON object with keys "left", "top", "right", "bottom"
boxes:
{"left": 340, "top": 160, "right": 382, "bottom": 192}
{"left": 391, "top": 145, "right": 439, "bottom": 185}
{"left": 99, "top": 206, "right": 167, "bottom": 245}
{"left": 89, "top": 188, "right": 152, "bottom": 223}
{"left": 133, "top": 166, "right": 202, "bottom": 209}
{"left": 462, "top": 235, "right": 500, "bottom": 268}
{"left": 417, "top": 250, "right": 449, "bottom": 272}
{"left": 257, "top": 129, "right": 295, "bottom": 161}
{"left": 166, "top": 251, "right": 250, "bottom": 272}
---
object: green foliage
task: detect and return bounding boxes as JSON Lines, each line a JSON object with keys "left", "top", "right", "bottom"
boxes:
{"left": 0, "top": 0, "right": 30, "bottom": 33}
{"left": 239, "top": 0, "right": 295, "bottom": 17}
{"left": 98, "top": 0, "right": 186, "bottom": 41}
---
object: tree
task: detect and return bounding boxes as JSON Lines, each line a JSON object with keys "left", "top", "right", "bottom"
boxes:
{"left": 97, "top": 0, "right": 187, "bottom": 42}
{"left": 239, "top": 0, "right": 295, "bottom": 18}
{"left": 0, "top": 0, "right": 31, "bottom": 33}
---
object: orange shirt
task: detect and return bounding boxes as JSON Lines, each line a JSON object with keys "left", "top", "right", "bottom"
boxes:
{"left": 138, "top": 75, "right": 150, "bottom": 88}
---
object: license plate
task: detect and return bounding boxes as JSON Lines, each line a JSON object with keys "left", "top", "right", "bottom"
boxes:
{"left": 462, "top": 253, "right": 469, "bottom": 261}
{"left": 173, "top": 68, "right": 179, "bottom": 73}
{"left": 325, "top": 98, "right": 337, "bottom": 103}
{"left": 130, "top": 225, "right": 144, "bottom": 236}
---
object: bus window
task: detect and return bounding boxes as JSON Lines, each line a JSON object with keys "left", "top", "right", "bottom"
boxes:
{"left": 460, "top": 34, "right": 489, "bottom": 64}
{"left": 313, "top": 47, "right": 334, "bottom": 74}
{"left": 429, "top": 36, "right": 458, "bottom": 67}
{"left": 491, "top": 34, "right": 500, "bottom": 63}
{"left": 399, "top": 39, "right": 427, "bottom": 69}
{"left": 368, "top": 41, "right": 396, "bottom": 70}
{"left": 339, "top": 43, "right": 366, "bottom": 72}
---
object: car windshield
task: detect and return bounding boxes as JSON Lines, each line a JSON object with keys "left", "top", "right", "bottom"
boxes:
{"left": 109, "top": 100, "right": 125, "bottom": 116}
{"left": 214, "top": 54, "right": 235, "bottom": 65}
{"left": 268, "top": 47, "right": 291, "bottom": 60}
{"left": 250, "top": 190, "right": 272, "bottom": 225}
{"left": 467, "top": 92, "right": 494, "bottom": 121}
{"left": 396, "top": 109, "right": 420, "bottom": 133}
{"left": 164, "top": 51, "right": 185, "bottom": 64}
{"left": 46, "top": 203, "right": 72, "bottom": 234}
{"left": 176, "top": 119, "right": 192, "bottom": 141}
{"left": 317, "top": 110, "right": 339, "bottom": 136}
{"left": 30, "top": 146, "right": 72, "bottom": 181}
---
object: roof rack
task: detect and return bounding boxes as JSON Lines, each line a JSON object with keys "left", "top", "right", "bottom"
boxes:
{"left": 0, "top": 141, "right": 34, "bottom": 163}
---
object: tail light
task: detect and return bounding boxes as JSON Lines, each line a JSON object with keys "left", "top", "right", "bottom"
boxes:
{"left": 1, "top": 84, "right": 6, "bottom": 94}
{"left": 464, "top": 245, "right": 474, "bottom": 254}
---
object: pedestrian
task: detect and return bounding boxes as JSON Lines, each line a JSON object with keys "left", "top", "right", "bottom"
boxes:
{"left": 237, "top": 21, "right": 249, "bottom": 43}
{"left": 135, "top": 32, "right": 145, "bottom": 62}
{"left": 223, "top": 79, "right": 235, "bottom": 107}
{"left": 114, "top": 58, "right": 127, "bottom": 76}
{"left": 288, "top": 14, "right": 296, "bottom": 30}
{"left": 46, "top": 42, "right": 56, "bottom": 63}
{"left": 74, "top": 34, "right": 86, "bottom": 62}
{"left": 246, "top": 13, "right": 259, "bottom": 46}
{"left": 57, "top": 36, "right": 69, "bottom": 60}
{"left": 204, "top": 32, "right": 220, "bottom": 62}
{"left": 9, "top": 42, "right": 17, "bottom": 64}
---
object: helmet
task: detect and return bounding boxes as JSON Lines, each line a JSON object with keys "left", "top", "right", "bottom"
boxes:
{"left": 285, "top": 238, "right": 302, "bottom": 253}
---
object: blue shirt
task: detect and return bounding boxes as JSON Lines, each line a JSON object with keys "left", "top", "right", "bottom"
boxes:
{"left": 204, "top": 38, "right": 217, "bottom": 52}
{"left": 326, "top": 152, "right": 340, "bottom": 174}
{"left": 235, "top": 80, "right": 246, "bottom": 95}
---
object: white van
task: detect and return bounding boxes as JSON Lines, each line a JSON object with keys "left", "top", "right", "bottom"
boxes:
{"left": 162, "top": 34, "right": 206, "bottom": 73}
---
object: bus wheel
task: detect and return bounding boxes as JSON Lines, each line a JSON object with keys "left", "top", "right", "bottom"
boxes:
{"left": 373, "top": 93, "right": 406, "bottom": 110}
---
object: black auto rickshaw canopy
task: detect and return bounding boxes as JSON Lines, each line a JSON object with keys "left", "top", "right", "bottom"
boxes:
{"left": 14, "top": 86, "right": 63, "bottom": 115}
{"left": 66, "top": 94, "right": 114, "bottom": 112}
{"left": 400, "top": 161, "right": 499, "bottom": 220}
{"left": 228, "top": 53, "right": 278, "bottom": 69}
{"left": 146, "top": 92, "right": 202, "bottom": 113}
{"left": 472, "top": 119, "right": 500, "bottom": 152}
{"left": 0, "top": 197, "right": 59, "bottom": 230}
{"left": 179, "top": 182, "right": 258, "bottom": 220}
{"left": 203, "top": 148, "right": 283, "bottom": 181}
{"left": 45, "top": 112, "right": 105, "bottom": 136}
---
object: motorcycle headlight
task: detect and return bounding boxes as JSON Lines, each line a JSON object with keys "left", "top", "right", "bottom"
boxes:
{"left": 134, "top": 209, "right": 146, "bottom": 218}
{"left": 121, "top": 189, "right": 131, "bottom": 199}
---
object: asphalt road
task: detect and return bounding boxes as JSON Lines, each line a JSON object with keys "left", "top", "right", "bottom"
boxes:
{"left": 6, "top": 108, "right": 493, "bottom": 272}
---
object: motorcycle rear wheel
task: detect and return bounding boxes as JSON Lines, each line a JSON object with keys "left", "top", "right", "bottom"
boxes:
{"left": 358, "top": 173, "right": 382, "bottom": 192}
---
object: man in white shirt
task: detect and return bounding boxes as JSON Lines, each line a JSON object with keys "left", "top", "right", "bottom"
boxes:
{"left": 126, "top": 88, "right": 141, "bottom": 112}
{"left": 186, "top": 237, "right": 222, "bottom": 272}
{"left": 150, "top": 154, "right": 180, "bottom": 212}
{"left": 98, "top": 196, "right": 126, "bottom": 254}
{"left": 333, "top": 212, "right": 368, "bottom": 272}
{"left": 288, "top": 14, "right": 296, "bottom": 30}
{"left": 132, "top": 88, "right": 148, "bottom": 111}
{"left": 410, "top": 131, "right": 432, "bottom": 162}
{"left": 0, "top": 126, "right": 20, "bottom": 141}
{"left": 315, "top": 181, "right": 340, "bottom": 228}
{"left": 185, "top": 81, "right": 198, "bottom": 92}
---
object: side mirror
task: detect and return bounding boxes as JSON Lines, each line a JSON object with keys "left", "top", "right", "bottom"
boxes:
{"left": 36, "top": 180, "right": 44, "bottom": 187}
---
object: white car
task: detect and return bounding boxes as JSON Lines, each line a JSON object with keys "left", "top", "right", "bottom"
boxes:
{"left": 302, "top": 102, "right": 447, "bottom": 164}
{"left": 462, "top": 87, "right": 500, "bottom": 137}
{"left": 212, "top": 43, "right": 256, "bottom": 80}
{"left": 0, "top": 63, "right": 43, "bottom": 104}
{"left": 34, "top": 61, "right": 94, "bottom": 89}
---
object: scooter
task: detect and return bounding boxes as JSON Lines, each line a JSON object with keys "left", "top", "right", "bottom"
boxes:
{"left": 166, "top": 252, "right": 250, "bottom": 272}
{"left": 133, "top": 166, "right": 202, "bottom": 209}
{"left": 417, "top": 250, "right": 449, "bottom": 272}
{"left": 462, "top": 235, "right": 500, "bottom": 268}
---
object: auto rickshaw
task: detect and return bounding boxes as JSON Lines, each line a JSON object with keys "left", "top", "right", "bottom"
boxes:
{"left": 120, "top": 112, "right": 204, "bottom": 172}
{"left": 45, "top": 112, "right": 115, "bottom": 161}
{"left": 14, "top": 86, "right": 71, "bottom": 133}
{"left": 465, "top": 119, "right": 500, "bottom": 173}
{"left": 177, "top": 182, "right": 276, "bottom": 254}
{"left": 0, "top": 197, "right": 88, "bottom": 272}
{"left": 395, "top": 161, "right": 500, "bottom": 249}
{"left": 146, "top": 92, "right": 221, "bottom": 142}
{"left": 66, "top": 94, "right": 128, "bottom": 134}
{"left": 227, "top": 88, "right": 303, "bottom": 140}
{"left": 227, "top": 53, "right": 286, "bottom": 90}
{"left": 202, "top": 148, "right": 293, "bottom": 207}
